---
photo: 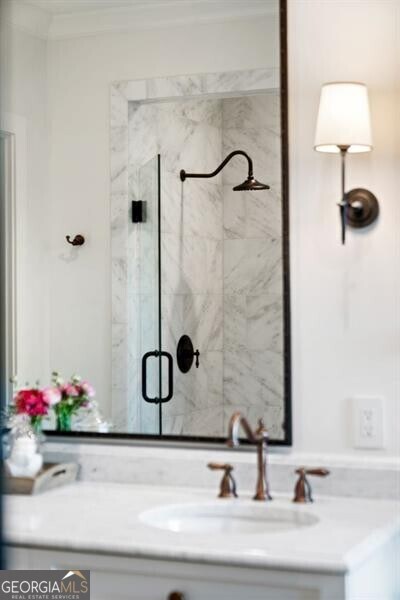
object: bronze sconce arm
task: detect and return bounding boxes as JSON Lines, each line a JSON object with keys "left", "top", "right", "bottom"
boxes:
{"left": 337, "top": 146, "right": 379, "bottom": 244}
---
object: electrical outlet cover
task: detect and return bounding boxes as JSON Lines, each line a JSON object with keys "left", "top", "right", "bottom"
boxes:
{"left": 352, "top": 397, "right": 385, "bottom": 449}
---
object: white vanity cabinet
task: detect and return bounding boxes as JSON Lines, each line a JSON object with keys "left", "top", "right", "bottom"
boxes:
{"left": 7, "top": 546, "right": 344, "bottom": 600}
{"left": 7, "top": 538, "right": 399, "bottom": 600}
{"left": 5, "top": 483, "right": 400, "bottom": 600}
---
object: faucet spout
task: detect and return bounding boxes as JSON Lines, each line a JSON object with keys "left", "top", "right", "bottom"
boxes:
{"left": 227, "top": 411, "right": 257, "bottom": 447}
{"left": 227, "top": 412, "right": 272, "bottom": 502}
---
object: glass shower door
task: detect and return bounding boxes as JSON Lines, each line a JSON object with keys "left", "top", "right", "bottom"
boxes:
{"left": 137, "top": 155, "right": 172, "bottom": 435}
{"left": 135, "top": 155, "right": 160, "bottom": 434}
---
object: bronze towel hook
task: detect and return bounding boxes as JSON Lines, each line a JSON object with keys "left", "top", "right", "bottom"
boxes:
{"left": 66, "top": 234, "right": 85, "bottom": 246}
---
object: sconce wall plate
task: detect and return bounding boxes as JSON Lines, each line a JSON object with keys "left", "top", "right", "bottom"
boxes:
{"left": 345, "top": 188, "right": 379, "bottom": 229}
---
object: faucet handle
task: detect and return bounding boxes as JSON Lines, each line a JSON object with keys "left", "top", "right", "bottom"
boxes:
{"left": 295, "top": 467, "right": 330, "bottom": 476}
{"left": 293, "top": 467, "right": 330, "bottom": 503}
{"left": 208, "top": 462, "right": 238, "bottom": 498}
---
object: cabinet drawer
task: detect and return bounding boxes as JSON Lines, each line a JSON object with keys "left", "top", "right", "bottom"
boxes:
{"left": 6, "top": 546, "right": 343, "bottom": 600}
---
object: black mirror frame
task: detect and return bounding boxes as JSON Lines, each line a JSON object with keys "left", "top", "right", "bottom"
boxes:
{"left": 43, "top": 0, "right": 292, "bottom": 448}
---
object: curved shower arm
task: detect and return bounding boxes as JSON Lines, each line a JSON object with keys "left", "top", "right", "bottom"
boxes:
{"left": 180, "top": 150, "right": 253, "bottom": 182}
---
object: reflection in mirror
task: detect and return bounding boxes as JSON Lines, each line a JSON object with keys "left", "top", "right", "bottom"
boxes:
{"left": 0, "top": 127, "right": 17, "bottom": 416}
{"left": 1, "top": 0, "right": 290, "bottom": 444}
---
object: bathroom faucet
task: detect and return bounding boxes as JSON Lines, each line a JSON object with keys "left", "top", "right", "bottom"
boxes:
{"left": 227, "top": 412, "right": 272, "bottom": 501}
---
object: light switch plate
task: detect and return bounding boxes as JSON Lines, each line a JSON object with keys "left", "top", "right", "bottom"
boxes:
{"left": 352, "top": 397, "right": 385, "bottom": 449}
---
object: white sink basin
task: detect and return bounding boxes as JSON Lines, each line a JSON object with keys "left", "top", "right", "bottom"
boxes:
{"left": 139, "top": 502, "right": 319, "bottom": 535}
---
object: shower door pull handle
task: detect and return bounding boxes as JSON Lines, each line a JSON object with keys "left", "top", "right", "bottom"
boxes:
{"left": 160, "top": 351, "right": 173, "bottom": 403}
{"left": 141, "top": 350, "right": 174, "bottom": 403}
{"left": 142, "top": 350, "right": 159, "bottom": 403}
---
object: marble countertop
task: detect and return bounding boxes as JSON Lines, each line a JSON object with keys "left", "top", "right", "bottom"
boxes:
{"left": 5, "top": 482, "right": 400, "bottom": 574}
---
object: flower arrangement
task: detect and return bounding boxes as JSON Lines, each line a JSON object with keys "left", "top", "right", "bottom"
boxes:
{"left": 9, "top": 373, "right": 96, "bottom": 433}
{"left": 11, "top": 386, "right": 61, "bottom": 433}
{"left": 51, "top": 372, "right": 96, "bottom": 432}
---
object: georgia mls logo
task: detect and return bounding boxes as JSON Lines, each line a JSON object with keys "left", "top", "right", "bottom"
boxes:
{"left": 63, "top": 570, "right": 87, "bottom": 581}
{"left": 0, "top": 569, "right": 90, "bottom": 600}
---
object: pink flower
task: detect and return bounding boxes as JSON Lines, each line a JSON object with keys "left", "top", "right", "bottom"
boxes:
{"left": 42, "top": 387, "right": 61, "bottom": 406}
{"left": 62, "top": 384, "right": 79, "bottom": 397}
{"left": 80, "top": 381, "right": 95, "bottom": 398}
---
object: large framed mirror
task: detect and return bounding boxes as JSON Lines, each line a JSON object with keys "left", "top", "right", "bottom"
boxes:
{"left": 1, "top": 0, "right": 291, "bottom": 445}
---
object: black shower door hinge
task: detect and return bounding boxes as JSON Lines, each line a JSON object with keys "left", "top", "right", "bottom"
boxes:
{"left": 132, "top": 200, "right": 146, "bottom": 223}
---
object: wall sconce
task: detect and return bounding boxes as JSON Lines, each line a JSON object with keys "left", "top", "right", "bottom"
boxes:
{"left": 314, "top": 82, "right": 379, "bottom": 244}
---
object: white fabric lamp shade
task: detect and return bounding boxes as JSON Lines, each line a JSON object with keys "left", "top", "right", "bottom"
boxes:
{"left": 314, "top": 82, "right": 373, "bottom": 153}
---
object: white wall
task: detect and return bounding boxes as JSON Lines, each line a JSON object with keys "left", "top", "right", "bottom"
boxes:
{"left": 288, "top": 0, "right": 400, "bottom": 457}
{"left": 0, "top": 15, "right": 50, "bottom": 388}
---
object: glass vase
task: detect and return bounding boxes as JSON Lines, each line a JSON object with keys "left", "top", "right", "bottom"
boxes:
{"left": 6, "top": 414, "right": 44, "bottom": 459}
{"left": 30, "top": 415, "right": 43, "bottom": 436}
{"left": 56, "top": 410, "right": 72, "bottom": 432}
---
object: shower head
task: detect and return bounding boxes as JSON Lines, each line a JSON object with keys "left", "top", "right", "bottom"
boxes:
{"left": 180, "top": 150, "right": 270, "bottom": 192}
{"left": 233, "top": 176, "right": 270, "bottom": 191}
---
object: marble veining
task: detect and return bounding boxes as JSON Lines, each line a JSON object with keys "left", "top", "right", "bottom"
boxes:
{"left": 43, "top": 441, "right": 400, "bottom": 501}
{"left": 110, "top": 126, "right": 128, "bottom": 194}
{"left": 224, "top": 237, "right": 282, "bottom": 296}
{"left": 5, "top": 481, "right": 400, "bottom": 572}
{"left": 114, "top": 69, "right": 278, "bottom": 103}
{"left": 146, "top": 74, "right": 203, "bottom": 99}
{"left": 111, "top": 70, "right": 284, "bottom": 437}
{"left": 204, "top": 68, "right": 277, "bottom": 94}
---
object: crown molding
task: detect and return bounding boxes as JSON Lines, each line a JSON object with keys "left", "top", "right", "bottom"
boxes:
{"left": 7, "top": 1, "right": 277, "bottom": 40}
{"left": 5, "top": 0, "right": 52, "bottom": 40}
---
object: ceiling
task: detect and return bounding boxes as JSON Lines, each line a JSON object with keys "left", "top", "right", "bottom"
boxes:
{"left": 23, "top": 0, "right": 275, "bottom": 17}
{"left": 23, "top": 0, "right": 148, "bottom": 15}
{"left": 10, "top": 0, "right": 277, "bottom": 39}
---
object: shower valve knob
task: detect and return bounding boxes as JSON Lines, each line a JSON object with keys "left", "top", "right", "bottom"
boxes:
{"left": 177, "top": 335, "right": 200, "bottom": 373}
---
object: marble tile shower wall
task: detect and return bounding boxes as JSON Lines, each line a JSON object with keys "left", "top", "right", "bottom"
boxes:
{"left": 157, "top": 98, "right": 224, "bottom": 435}
{"left": 126, "top": 97, "right": 224, "bottom": 434}
{"left": 112, "top": 104, "right": 162, "bottom": 432}
{"left": 111, "top": 72, "right": 283, "bottom": 436}
{"left": 222, "top": 93, "right": 284, "bottom": 439}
